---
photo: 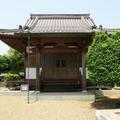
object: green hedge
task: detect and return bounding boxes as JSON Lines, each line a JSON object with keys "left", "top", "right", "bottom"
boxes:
{"left": 87, "top": 32, "right": 120, "bottom": 87}
{"left": 4, "top": 73, "right": 20, "bottom": 81}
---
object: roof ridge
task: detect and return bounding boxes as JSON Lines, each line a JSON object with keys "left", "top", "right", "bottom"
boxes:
{"left": 30, "top": 14, "right": 90, "bottom": 18}
{"left": 0, "top": 29, "right": 18, "bottom": 32}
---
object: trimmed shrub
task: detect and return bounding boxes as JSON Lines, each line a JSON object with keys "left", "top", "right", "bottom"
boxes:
{"left": 4, "top": 73, "right": 20, "bottom": 81}
{"left": 87, "top": 32, "right": 120, "bottom": 87}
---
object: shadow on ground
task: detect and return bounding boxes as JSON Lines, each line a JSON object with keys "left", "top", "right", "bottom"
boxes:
{"left": 91, "top": 91, "right": 120, "bottom": 109}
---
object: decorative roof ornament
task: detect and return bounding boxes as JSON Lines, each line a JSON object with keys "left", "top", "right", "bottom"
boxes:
{"left": 18, "top": 25, "right": 24, "bottom": 33}
{"left": 23, "top": 26, "right": 31, "bottom": 33}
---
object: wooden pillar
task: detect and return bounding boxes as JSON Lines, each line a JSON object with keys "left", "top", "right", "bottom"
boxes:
{"left": 39, "top": 51, "right": 41, "bottom": 91}
{"left": 81, "top": 48, "right": 87, "bottom": 91}
{"left": 36, "top": 47, "right": 40, "bottom": 91}
{"left": 23, "top": 50, "right": 27, "bottom": 82}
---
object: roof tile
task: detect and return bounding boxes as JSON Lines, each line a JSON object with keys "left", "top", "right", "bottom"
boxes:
{"left": 25, "top": 14, "right": 96, "bottom": 33}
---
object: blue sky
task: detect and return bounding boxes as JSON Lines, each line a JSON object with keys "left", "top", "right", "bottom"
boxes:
{"left": 0, "top": 0, "right": 120, "bottom": 55}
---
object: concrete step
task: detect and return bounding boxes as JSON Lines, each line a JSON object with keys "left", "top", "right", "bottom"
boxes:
{"left": 38, "top": 92, "right": 95, "bottom": 101}
{"left": 0, "top": 91, "right": 95, "bottom": 101}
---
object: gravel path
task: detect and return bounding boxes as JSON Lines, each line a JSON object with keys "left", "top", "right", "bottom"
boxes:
{"left": 0, "top": 96, "right": 95, "bottom": 120}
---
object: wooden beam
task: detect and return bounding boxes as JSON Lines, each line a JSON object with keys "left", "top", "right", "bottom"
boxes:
{"left": 40, "top": 48, "right": 81, "bottom": 53}
{"left": 39, "top": 37, "right": 84, "bottom": 44}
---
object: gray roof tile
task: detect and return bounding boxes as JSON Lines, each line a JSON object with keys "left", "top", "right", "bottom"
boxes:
{"left": 24, "top": 14, "right": 96, "bottom": 33}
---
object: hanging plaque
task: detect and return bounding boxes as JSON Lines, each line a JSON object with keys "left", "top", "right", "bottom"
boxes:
{"left": 25, "top": 68, "right": 37, "bottom": 79}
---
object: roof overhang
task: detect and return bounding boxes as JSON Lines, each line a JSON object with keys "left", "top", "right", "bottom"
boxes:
{"left": 0, "top": 14, "right": 96, "bottom": 53}
{"left": 15, "top": 31, "right": 95, "bottom": 38}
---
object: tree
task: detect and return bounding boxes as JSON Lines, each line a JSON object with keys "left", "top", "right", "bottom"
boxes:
{"left": 0, "top": 55, "right": 10, "bottom": 73}
{"left": 7, "top": 48, "right": 24, "bottom": 73}
{"left": 87, "top": 32, "right": 120, "bottom": 87}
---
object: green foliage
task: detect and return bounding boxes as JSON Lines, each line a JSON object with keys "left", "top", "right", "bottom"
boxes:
{"left": 112, "top": 31, "right": 120, "bottom": 40}
{"left": 0, "top": 55, "right": 10, "bottom": 73}
{"left": 0, "top": 48, "right": 24, "bottom": 73}
{"left": 87, "top": 32, "right": 120, "bottom": 87}
{"left": 7, "top": 48, "right": 24, "bottom": 72}
{"left": 4, "top": 73, "right": 20, "bottom": 81}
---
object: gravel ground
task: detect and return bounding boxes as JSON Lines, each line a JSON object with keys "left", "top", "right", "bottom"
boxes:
{"left": 0, "top": 96, "right": 96, "bottom": 120}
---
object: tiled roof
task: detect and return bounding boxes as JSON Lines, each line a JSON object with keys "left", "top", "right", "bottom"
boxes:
{"left": 24, "top": 14, "right": 96, "bottom": 33}
{"left": 96, "top": 28, "right": 120, "bottom": 34}
{"left": 0, "top": 29, "right": 18, "bottom": 35}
